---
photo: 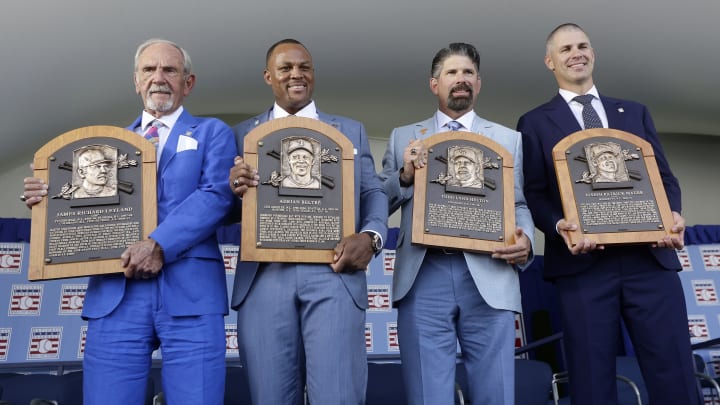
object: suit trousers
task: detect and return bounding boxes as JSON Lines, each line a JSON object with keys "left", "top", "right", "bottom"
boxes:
{"left": 83, "top": 278, "right": 226, "bottom": 405}
{"left": 236, "top": 262, "right": 367, "bottom": 405}
{"left": 397, "top": 252, "right": 515, "bottom": 405}
{"left": 555, "top": 246, "right": 701, "bottom": 405}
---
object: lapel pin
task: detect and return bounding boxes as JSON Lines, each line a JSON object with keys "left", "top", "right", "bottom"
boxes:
{"left": 618, "top": 108, "right": 624, "bottom": 113}
{"left": 420, "top": 128, "right": 428, "bottom": 135}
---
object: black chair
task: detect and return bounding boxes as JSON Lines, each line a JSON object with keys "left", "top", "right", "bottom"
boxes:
{"left": 0, "top": 371, "right": 83, "bottom": 405}
{"left": 366, "top": 361, "right": 408, "bottom": 405}
{"left": 456, "top": 358, "right": 553, "bottom": 405}
{"left": 692, "top": 353, "right": 720, "bottom": 401}
{"left": 551, "top": 356, "right": 646, "bottom": 405}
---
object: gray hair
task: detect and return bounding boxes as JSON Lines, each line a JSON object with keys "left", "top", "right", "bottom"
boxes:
{"left": 134, "top": 38, "right": 192, "bottom": 74}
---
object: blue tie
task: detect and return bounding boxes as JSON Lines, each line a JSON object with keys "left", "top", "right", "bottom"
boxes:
{"left": 446, "top": 120, "right": 462, "bottom": 131}
{"left": 573, "top": 95, "right": 603, "bottom": 129}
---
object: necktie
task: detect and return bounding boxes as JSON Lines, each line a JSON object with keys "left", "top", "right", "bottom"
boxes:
{"left": 446, "top": 120, "right": 462, "bottom": 131}
{"left": 144, "top": 120, "right": 160, "bottom": 148}
{"left": 573, "top": 95, "right": 603, "bottom": 129}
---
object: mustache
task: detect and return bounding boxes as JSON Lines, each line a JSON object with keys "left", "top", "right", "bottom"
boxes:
{"left": 149, "top": 84, "right": 172, "bottom": 94}
{"left": 451, "top": 83, "right": 472, "bottom": 94}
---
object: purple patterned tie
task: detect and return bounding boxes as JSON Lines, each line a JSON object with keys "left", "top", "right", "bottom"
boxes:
{"left": 144, "top": 121, "right": 160, "bottom": 148}
{"left": 447, "top": 120, "right": 462, "bottom": 131}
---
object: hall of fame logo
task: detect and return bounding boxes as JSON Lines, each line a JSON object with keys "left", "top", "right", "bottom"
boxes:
{"left": 365, "top": 323, "right": 373, "bottom": 353}
{"left": 27, "top": 326, "right": 62, "bottom": 360}
{"left": 77, "top": 325, "right": 87, "bottom": 359}
{"left": 59, "top": 284, "right": 87, "bottom": 314}
{"left": 367, "top": 285, "right": 391, "bottom": 312}
{"left": 702, "top": 247, "right": 720, "bottom": 271}
{"left": 0, "top": 328, "right": 11, "bottom": 360}
{"left": 221, "top": 244, "right": 238, "bottom": 274}
{"left": 386, "top": 322, "right": 399, "bottom": 352}
{"left": 693, "top": 280, "right": 719, "bottom": 306}
{"left": 225, "top": 324, "right": 238, "bottom": 355}
{"left": 9, "top": 284, "right": 43, "bottom": 316}
{"left": 676, "top": 248, "right": 691, "bottom": 270}
{"left": 383, "top": 250, "right": 396, "bottom": 276}
{"left": 0, "top": 243, "right": 24, "bottom": 274}
{"left": 689, "top": 315, "right": 710, "bottom": 343}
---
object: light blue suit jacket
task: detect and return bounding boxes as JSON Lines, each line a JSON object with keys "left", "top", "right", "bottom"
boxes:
{"left": 230, "top": 108, "right": 388, "bottom": 310}
{"left": 380, "top": 113, "right": 534, "bottom": 313}
{"left": 82, "top": 110, "right": 238, "bottom": 318}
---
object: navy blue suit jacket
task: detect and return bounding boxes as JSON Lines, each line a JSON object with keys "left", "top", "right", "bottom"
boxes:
{"left": 517, "top": 94, "right": 682, "bottom": 279}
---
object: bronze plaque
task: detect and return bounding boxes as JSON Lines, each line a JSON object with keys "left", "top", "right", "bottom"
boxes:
{"left": 28, "top": 126, "right": 157, "bottom": 280}
{"left": 552, "top": 128, "right": 677, "bottom": 246}
{"left": 411, "top": 131, "right": 516, "bottom": 253}
{"left": 241, "top": 116, "right": 355, "bottom": 263}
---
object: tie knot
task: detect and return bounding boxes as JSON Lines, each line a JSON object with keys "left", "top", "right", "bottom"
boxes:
{"left": 144, "top": 120, "right": 161, "bottom": 146}
{"left": 573, "top": 94, "right": 595, "bottom": 106}
{"left": 446, "top": 120, "right": 462, "bottom": 131}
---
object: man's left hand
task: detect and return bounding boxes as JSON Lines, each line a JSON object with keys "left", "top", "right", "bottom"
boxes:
{"left": 120, "top": 238, "right": 164, "bottom": 279}
{"left": 330, "top": 233, "right": 374, "bottom": 273}
{"left": 655, "top": 211, "right": 685, "bottom": 250}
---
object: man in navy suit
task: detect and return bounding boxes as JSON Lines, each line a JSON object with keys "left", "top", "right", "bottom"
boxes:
{"left": 23, "top": 39, "right": 237, "bottom": 404}
{"left": 228, "top": 39, "right": 388, "bottom": 405}
{"left": 517, "top": 23, "right": 700, "bottom": 404}
{"left": 380, "top": 42, "right": 534, "bottom": 404}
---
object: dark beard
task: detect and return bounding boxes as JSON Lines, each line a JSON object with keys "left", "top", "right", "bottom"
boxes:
{"left": 448, "top": 95, "right": 473, "bottom": 112}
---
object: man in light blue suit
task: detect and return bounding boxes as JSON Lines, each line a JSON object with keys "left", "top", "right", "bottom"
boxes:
{"left": 23, "top": 39, "right": 237, "bottom": 404}
{"left": 228, "top": 39, "right": 388, "bottom": 405}
{"left": 379, "top": 43, "right": 534, "bottom": 405}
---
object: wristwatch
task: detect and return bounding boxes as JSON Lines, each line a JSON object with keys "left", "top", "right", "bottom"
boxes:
{"left": 364, "top": 231, "right": 382, "bottom": 254}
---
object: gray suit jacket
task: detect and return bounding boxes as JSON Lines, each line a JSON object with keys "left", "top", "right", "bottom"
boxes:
{"left": 380, "top": 113, "right": 534, "bottom": 313}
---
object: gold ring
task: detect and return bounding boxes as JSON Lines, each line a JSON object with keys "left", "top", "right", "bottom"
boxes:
{"left": 20, "top": 195, "right": 27, "bottom": 202}
{"left": 233, "top": 178, "right": 240, "bottom": 187}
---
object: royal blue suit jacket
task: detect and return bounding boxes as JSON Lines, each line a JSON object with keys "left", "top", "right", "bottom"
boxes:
{"left": 82, "top": 109, "right": 238, "bottom": 318}
{"left": 230, "top": 108, "right": 388, "bottom": 310}
{"left": 517, "top": 94, "right": 682, "bottom": 279}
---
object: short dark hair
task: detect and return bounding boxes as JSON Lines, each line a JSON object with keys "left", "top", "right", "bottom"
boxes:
{"left": 546, "top": 23, "right": 586, "bottom": 48}
{"left": 430, "top": 43, "right": 480, "bottom": 78}
{"left": 265, "top": 38, "right": 310, "bottom": 66}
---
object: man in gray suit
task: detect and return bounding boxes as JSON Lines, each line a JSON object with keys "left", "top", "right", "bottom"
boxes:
{"left": 228, "top": 39, "right": 388, "bottom": 405}
{"left": 380, "top": 42, "right": 534, "bottom": 405}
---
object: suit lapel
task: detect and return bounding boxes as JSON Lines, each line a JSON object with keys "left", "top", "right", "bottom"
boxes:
{"left": 158, "top": 110, "right": 198, "bottom": 175}
{"left": 414, "top": 118, "right": 435, "bottom": 139}
{"left": 601, "top": 96, "right": 628, "bottom": 131}
{"left": 545, "top": 94, "right": 583, "bottom": 137}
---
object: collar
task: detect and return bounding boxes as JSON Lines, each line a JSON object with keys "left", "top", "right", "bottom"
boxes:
{"left": 141, "top": 106, "right": 184, "bottom": 131}
{"left": 558, "top": 85, "right": 600, "bottom": 105}
{"left": 272, "top": 101, "right": 318, "bottom": 120}
{"left": 435, "top": 110, "right": 474, "bottom": 131}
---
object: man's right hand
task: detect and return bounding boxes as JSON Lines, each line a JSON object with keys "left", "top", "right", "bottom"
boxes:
{"left": 399, "top": 140, "right": 427, "bottom": 185}
{"left": 23, "top": 173, "right": 48, "bottom": 209}
{"left": 228, "top": 156, "right": 259, "bottom": 197}
{"left": 557, "top": 218, "right": 605, "bottom": 255}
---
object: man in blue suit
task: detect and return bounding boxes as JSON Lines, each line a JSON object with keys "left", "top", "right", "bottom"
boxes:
{"left": 379, "top": 42, "right": 534, "bottom": 405}
{"left": 228, "top": 39, "right": 388, "bottom": 405}
{"left": 517, "top": 23, "right": 700, "bottom": 404}
{"left": 23, "top": 39, "right": 237, "bottom": 404}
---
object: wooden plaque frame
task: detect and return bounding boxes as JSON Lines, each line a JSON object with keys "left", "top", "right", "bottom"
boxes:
{"left": 28, "top": 126, "right": 157, "bottom": 280}
{"left": 240, "top": 116, "right": 355, "bottom": 263}
{"left": 553, "top": 128, "right": 676, "bottom": 247}
{"left": 411, "top": 131, "right": 516, "bottom": 253}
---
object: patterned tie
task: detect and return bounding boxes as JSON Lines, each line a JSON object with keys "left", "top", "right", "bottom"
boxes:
{"left": 573, "top": 95, "right": 603, "bottom": 129}
{"left": 144, "top": 120, "right": 160, "bottom": 148}
{"left": 446, "top": 120, "right": 462, "bottom": 131}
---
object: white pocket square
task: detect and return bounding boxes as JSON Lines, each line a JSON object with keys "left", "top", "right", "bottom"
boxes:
{"left": 177, "top": 135, "right": 198, "bottom": 152}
